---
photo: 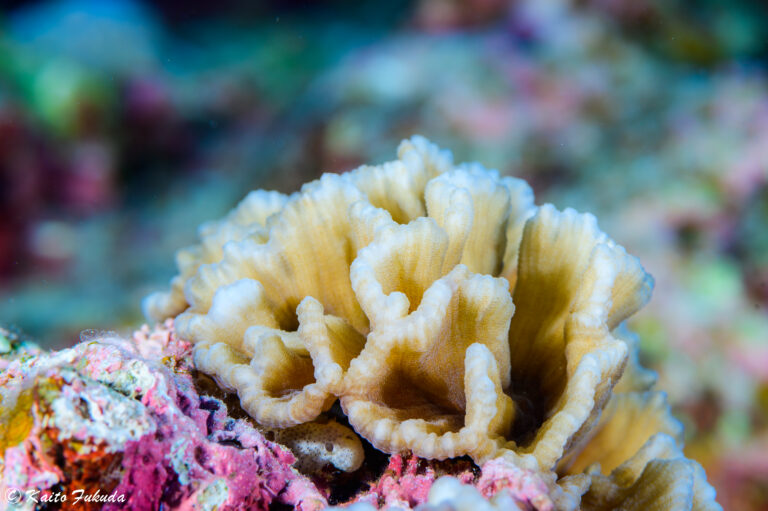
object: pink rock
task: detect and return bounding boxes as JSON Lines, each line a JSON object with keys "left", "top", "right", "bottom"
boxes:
{"left": 476, "top": 458, "right": 554, "bottom": 511}
{"left": 0, "top": 322, "right": 326, "bottom": 511}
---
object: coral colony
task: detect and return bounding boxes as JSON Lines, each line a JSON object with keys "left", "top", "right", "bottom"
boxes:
{"left": 1, "top": 137, "right": 720, "bottom": 510}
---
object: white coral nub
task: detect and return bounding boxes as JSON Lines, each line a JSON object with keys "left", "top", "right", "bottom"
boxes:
{"left": 145, "top": 136, "right": 720, "bottom": 510}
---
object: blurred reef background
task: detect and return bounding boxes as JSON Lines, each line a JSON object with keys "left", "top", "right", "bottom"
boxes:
{"left": 0, "top": 1, "right": 767, "bottom": 509}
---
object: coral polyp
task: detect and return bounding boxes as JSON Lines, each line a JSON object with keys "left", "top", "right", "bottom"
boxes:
{"left": 145, "top": 136, "right": 720, "bottom": 510}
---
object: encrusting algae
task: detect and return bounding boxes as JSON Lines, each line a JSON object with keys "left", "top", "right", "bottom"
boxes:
{"left": 145, "top": 136, "right": 721, "bottom": 510}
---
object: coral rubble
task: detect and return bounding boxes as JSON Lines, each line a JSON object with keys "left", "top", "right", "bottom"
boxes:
{"left": 139, "top": 136, "right": 721, "bottom": 509}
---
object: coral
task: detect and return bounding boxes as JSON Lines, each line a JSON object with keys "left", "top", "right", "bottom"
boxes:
{"left": 551, "top": 342, "right": 720, "bottom": 511}
{"left": 144, "top": 136, "right": 720, "bottom": 509}
{"left": 557, "top": 434, "right": 719, "bottom": 511}
{"left": 0, "top": 322, "right": 327, "bottom": 511}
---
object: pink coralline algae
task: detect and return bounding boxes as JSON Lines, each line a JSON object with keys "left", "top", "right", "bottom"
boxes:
{"left": 0, "top": 322, "right": 557, "bottom": 510}
{"left": 0, "top": 321, "right": 326, "bottom": 511}
{"left": 345, "top": 454, "right": 553, "bottom": 510}
{"left": 349, "top": 453, "right": 474, "bottom": 508}
{"left": 474, "top": 458, "right": 553, "bottom": 511}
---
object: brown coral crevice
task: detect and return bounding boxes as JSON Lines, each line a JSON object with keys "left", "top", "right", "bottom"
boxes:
{"left": 341, "top": 261, "right": 516, "bottom": 460}
{"left": 501, "top": 206, "right": 634, "bottom": 471}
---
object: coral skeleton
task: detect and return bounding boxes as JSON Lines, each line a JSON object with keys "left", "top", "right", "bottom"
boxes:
{"left": 140, "top": 136, "right": 721, "bottom": 510}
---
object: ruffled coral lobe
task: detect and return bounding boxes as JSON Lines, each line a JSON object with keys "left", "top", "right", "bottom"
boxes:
{"left": 141, "top": 136, "right": 720, "bottom": 510}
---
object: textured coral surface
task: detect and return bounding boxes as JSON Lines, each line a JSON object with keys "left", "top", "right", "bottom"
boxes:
{"left": 139, "top": 137, "right": 721, "bottom": 510}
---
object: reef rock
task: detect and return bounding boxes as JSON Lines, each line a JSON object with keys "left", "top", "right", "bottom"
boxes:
{"left": 0, "top": 322, "right": 326, "bottom": 511}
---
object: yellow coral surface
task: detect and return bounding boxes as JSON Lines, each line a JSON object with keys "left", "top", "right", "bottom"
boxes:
{"left": 146, "top": 136, "right": 720, "bottom": 510}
